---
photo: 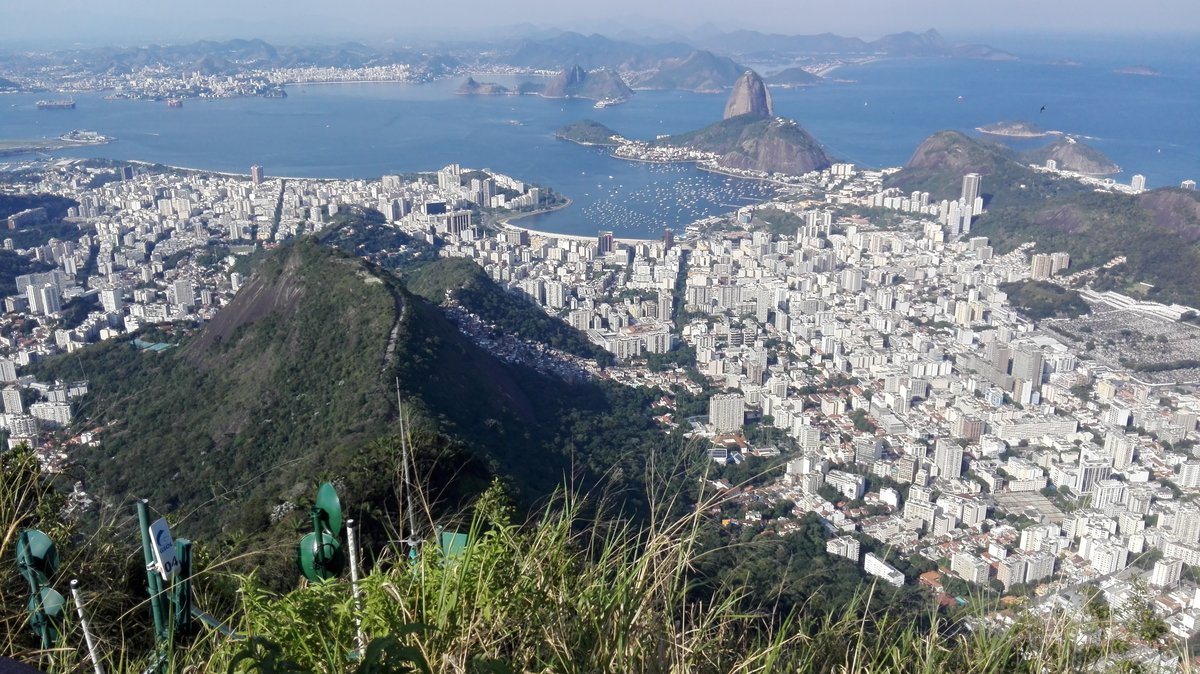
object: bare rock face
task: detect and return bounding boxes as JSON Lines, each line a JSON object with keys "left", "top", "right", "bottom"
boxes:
{"left": 723, "top": 70, "right": 773, "bottom": 120}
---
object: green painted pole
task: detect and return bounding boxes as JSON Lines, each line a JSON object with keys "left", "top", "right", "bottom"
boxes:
{"left": 173, "top": 539, "right": 193, "bottom": 637}
{"left": 310, "top": 509, "right": 325, "bottom": 572}
{"left": 135, "top": 500, "right": 168, "bottom": 642}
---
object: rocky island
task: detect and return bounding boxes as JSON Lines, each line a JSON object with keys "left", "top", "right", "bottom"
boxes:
{"left": 976, "top": 120, "right": 1050, "bottom": 138}
{"left": 554, "top": 120, "right": 621, "bottom": 146}
{"left": 1115, "top": 65, "right": 1161, "bottom": 76}
{"left": 765, "top": 67, "right": 824, "bottom": 88}
{"left": 456, "top": 77, "right": 512, "bottom": 95}
{"left": 540, "top": 65, "right": 632, "bottom": 102}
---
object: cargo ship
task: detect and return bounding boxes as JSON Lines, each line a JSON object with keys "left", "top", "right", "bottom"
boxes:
{"left": 166, "top": 98, "right": 183, "bottom": 108}
{"left": 36, "top": 99, "right": 76, "bottom": 110}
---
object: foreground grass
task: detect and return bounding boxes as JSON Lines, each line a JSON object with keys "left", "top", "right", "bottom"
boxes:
{"left": 5, "top": 465, "right": 1192, "bottom": 673}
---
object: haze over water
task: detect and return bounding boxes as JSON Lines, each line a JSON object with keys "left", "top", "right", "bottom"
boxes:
{"left": 3, "top": 36, "right": 1197, "bottom": 238}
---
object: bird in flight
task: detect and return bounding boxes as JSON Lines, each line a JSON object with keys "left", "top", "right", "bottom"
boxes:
{"left": 1040, "top": 105, "right": 1046, "bottom": 113}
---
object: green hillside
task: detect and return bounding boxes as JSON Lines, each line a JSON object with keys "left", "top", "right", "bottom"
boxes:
{"left": 887, "top": 130, "right": 1086, "bottom": 204}
{"left": 403, "top": 256, "right": 609, "bottom": 361}
{"left": 662, "top": 115, "right": 832, "bottom": 175}
{"left": 34, "top": 237, "right": 662, "bottom": 542}
{"left": 890, "top": 131, "right": 1200, "bottom": 307}
{"left": 555, "top": 119, "right": 621, "bottom": 146}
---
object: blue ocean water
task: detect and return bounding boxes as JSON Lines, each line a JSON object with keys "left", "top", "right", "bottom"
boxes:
{"left": 1, "top": 38, "right": 1196, "bottom": 238}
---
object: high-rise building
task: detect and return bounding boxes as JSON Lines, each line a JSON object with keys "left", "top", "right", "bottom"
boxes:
{"left": 952, "top": 552, "right": 991, "bottom": 585}
{"left": 996, "top": 556, "right": 1027, "bottom": 590}
{"left": 100, "top": 288, "right": 123, "bottom": 314}
{"left": 1030, "top": 253, "right": 1055, "bottom": 280}
{"left": 250, "top": 165, "right": 264, "bottom": 185}
{"left": 1077, "top": 459, "right": 1111, "bottom": 494}
{"left": 1151, "top": 558, "right": 1184, "bottom": 588}
{"left": 1131, "top": 174, "right": 1146, "bottom": 192}
{"left": 121, "top": 165, "right": 135, "bottom": 181}
{"left": 1179, "top": 460, "right": 1200, "bottom": 489}
{"left": 171, "top": 280, "right": 195, "bottom": 308}
{"left": 1024, "top": 552, "right": 1055, "bottom": 585}
{"left": 934, "top": 440, "right": 964, "bottom": 480}
{"left": 37, "top": 284, "right": 61, "bottom": 315}
{"left": 840, "top": 268, "right": 863, "bottom": 293}
{"left": 1092, "top": 479, "right": 1127, "bottom": 509}
{"left": 1183, "top": 180, "right": 1196, "bottom": 190}
{"left": 0, "top": 359, "right": 16, "bottom": 383}
{"left": 1012, "top": 346, "right": 1044, "bottom": 384}
{"left": 597, "top": 230, "right": 614, "bottom": 256}
{"left": 2, "top": 386, "right": 24, "bottom": 415}
{"left": 709, "top": 394, "right": 745, "bottom": 433}
{"left": 826, "top": 536, "right": 860, "bottom": 563}
{"left": 961, "top": 173, "right": 981, "bottom": 207}
{"left": 662, "top": 228, "right": 675, "bottom": 249}
{"left": 863, "top": 553, "right": 904, "bottom": 587}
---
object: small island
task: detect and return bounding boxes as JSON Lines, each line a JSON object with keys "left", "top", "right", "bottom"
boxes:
{"left": 1115, "top": 65, "right": 1161, "bottom": 77}
{"left": 59, "top": 129, "right": 114, "bottom": 144}
{"left": 554, "top": 120, "right": 621, "bottom": 146}
{"left": 456, "top": 76, "right": 513, "bottom": 96}
{"left": 0, "top": 130, "right": 114, "bottom": 156}
{"left": 765, "top": 67, "right": 824, "bottom": 88}
{"left": 976, "top": 120, "right": 1049, "bottom": 138}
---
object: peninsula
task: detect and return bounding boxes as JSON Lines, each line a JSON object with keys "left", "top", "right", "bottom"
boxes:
{"left": 557, "top": 70, "right": 831, "bottom": 177}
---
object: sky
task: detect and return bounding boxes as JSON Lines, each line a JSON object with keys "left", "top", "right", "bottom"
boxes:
{"left": 0, "top": 0, "right": 1197, "bottom": 47}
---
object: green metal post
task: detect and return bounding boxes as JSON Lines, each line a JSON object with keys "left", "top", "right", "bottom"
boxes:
{"left": 310, "top": 509, "right": 325, "bottom": 571}
{"left": 173, "top": 539, "right": 193, "bottom": 637}
{"left": 136, "top": 500, "right": 168, "bottom": 642}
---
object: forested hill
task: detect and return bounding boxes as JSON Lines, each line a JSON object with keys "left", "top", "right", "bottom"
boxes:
{"left": 34, "top": 236, "right": 670, "bottom": 548}
{"left": 890, "top": 131, "right": 1200, "bottom": 308}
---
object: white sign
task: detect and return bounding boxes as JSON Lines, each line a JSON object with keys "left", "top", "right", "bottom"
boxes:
{"left": 148, "top": 518, "right": 179, "bottom": 580}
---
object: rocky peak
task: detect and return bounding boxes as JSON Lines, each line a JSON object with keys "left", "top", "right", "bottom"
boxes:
{"left": 723, "top": 70, "right": 773, "bottom": 120}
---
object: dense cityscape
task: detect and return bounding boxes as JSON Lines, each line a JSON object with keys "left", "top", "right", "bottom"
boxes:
{"left": 2, "top": 136, "right": 1200, "bottom": 668}
{"left": 3, "top": 4, "right": 1200, "bottom": 670}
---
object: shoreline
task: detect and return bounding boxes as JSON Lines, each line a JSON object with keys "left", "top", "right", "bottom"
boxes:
{"left": 123, "top": 159, "right": 327, "bottom": 182}
{"left": 498, "top": 196, "right": 574, "bottom": 226}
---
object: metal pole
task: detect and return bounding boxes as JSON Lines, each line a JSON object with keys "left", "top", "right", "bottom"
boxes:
{"left": 70, "top": 580, "right": 105, "bottom": 674}
{"left": 397, "top": 392, "right": 418, "bottom": 549}
{"left": 135, "top": 500, "right": 168, "bottom": 642}
{"left": 310, "top": 509, "right": 324, "bottom": 572}
{"left": 346, "top": 519, "right": 366, "bottom": 651}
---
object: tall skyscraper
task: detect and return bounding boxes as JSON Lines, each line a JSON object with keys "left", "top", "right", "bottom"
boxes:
{"left": 934, "top": 440, "right": 964, "bottom": 480}
{"left": 709, "top": 394, "right": 745, "bottom": 433}
{"left": 597, "top": 230, "right": 614, "bottom": 256}
{"left": 250, "top": 165, "right": 264, "bottom": 185}
{"left": 1131, "top": 174, "right": 1146, "bottom": 192}
{"left": 961, "top": 173, "right": 981, "bottom": 207}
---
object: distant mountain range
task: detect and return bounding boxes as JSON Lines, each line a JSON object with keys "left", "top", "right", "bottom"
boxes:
{"left": 1, "top": 37, "right": 461, "bottom": 78}
{"left": 629, "top": 50, "right": 745, "bottom": 93}
{"left": 0, "top": 28, "right": 1013, "bottom": 93}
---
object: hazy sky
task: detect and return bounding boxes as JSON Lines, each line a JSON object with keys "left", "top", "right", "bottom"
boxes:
{"left": 1, "top": 0, "right": 1197, "bottom": 47}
